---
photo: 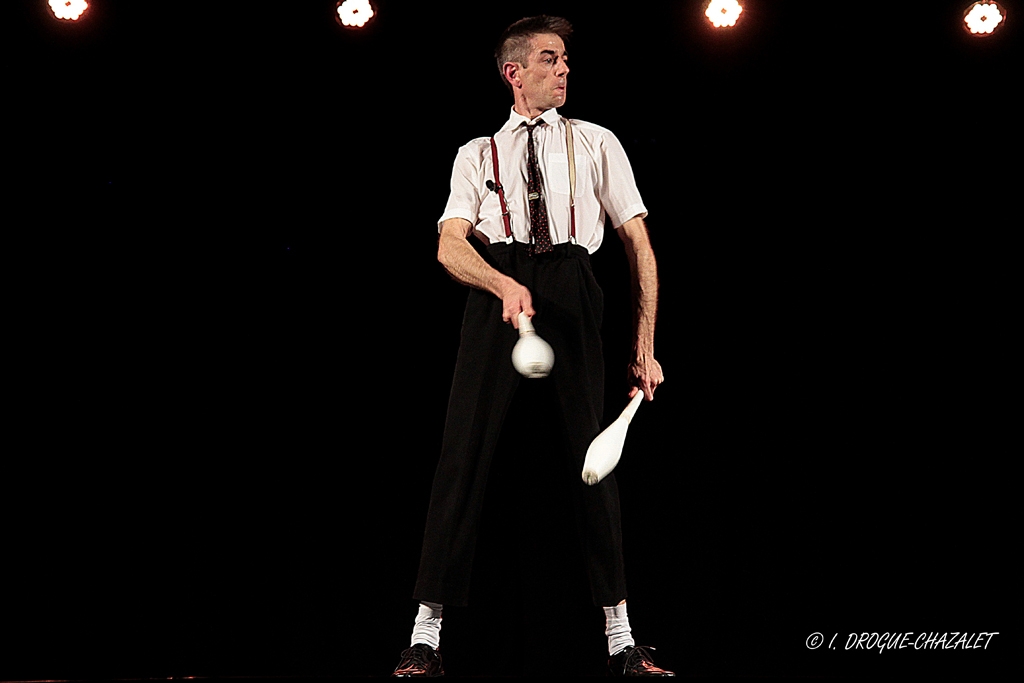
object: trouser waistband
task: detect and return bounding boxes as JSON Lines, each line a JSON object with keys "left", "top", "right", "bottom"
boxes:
{"left": 487, "top": 241, "right": 590, "bottom": 263}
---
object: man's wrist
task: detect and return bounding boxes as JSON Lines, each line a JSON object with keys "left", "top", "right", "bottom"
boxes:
{"left": 495, "top": 275, "right": 520, "bottom": 299}
{"left": 632, "top": 345, "right": 655, "bottom": 363}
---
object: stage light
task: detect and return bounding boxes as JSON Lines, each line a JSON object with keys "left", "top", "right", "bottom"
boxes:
{"left": 705, "top": 0, "right": 743, "bottom": 28}
{"left": 336, "top": 0, "right": 375, "bottom": 29}
{"left": 48, "top": 0, "right": 88, "bottom": 21}
{"left": 963, "top": 2, "right": 1005, "bottom": 35}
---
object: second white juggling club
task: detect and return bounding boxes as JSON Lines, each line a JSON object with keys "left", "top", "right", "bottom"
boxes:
{"left": 581, "top": 390, "right": 645, "bottom": 485}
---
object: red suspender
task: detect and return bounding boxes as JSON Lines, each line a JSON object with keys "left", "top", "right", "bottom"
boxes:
{"left": 571, "top": 205, "right": 577, "bottom": 243}
{"left": 489, "top": 137, "right": 514, "bottom": 244}
{"left": 489, "top": 120, "right": 577, "bottom": 246}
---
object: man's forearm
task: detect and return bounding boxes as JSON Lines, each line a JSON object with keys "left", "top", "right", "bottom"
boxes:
{"left": 629, "top": 247, "right": 658, "bottom": 357}
{"left": 437, "top": 220, "right": 534, "bottom": 327}
{"left": 437, "top": 226, "right": 516, "bottom": 298}
{"left": 622, "top": 224, "right": 658, "bottom": 358}
{"left": 616, "top": 216, "right": 663, "bottom": 399}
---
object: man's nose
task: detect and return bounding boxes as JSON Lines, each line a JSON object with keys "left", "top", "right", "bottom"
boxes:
{"left": 557, "top": 58, "right": 569, "bottom": 76}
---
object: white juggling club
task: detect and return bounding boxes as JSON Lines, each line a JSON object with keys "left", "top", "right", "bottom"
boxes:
{"left": 511, "top": 312, "right": 555, "bottom": 378}
{"left": 581, "top": 390, "right": 645, "bottom": 485}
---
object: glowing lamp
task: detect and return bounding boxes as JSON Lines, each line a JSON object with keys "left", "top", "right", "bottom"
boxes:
{"left": 706, "top": 0, "right": 743, "bottom": 28}
{"left": 49, "top": 0, "right": 88, "bottom": 21}
{"left": 963, "top": 2, "right": 1005, "bottom": 35}
{"left": 337, "top": 0, "right": 375, "bottom": 29}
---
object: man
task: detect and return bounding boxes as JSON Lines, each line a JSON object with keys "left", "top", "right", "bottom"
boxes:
{"left": 393, "top": 15, "right": 671, "bottom": 677}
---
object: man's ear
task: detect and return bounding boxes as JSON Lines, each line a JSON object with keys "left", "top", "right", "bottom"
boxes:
{"left": 502, "top": 62, "right": 521, "bottom": 89}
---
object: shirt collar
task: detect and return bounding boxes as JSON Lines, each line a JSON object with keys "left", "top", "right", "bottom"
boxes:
{"left": 499, "top": 107, "right": 561, "bottom": 132}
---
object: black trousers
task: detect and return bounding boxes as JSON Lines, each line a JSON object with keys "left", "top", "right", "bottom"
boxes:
{"left": 413, "top": 241, "right": 627, "bottom": 607}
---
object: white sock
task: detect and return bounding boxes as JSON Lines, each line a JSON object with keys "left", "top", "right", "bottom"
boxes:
{"left": 604, "top": 602, "right": 635, "bottom": 656}
{"left": 410, "top": 601, "right": 443, "bottom": 649}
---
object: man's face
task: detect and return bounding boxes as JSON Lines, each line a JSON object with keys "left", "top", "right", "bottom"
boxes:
{"left": 517, "top": 33, "right": 569, "bottom": 111}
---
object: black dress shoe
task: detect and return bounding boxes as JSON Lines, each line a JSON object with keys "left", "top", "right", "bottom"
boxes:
{"left": 608, "top": 645, "right": 675, "bottom": 676}
{"left": 392, "top": 642, "right": 444, "bottom": 677}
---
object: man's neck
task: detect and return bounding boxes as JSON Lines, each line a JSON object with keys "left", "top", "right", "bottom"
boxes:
{"left": 513, "top": 100, "right": 551, "bottom": 121}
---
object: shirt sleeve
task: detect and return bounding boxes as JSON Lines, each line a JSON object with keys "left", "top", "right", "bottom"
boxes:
{"left": 597, "top": 131, "right": 648, "bottom": 229}
{"left": 438, "top": 140, "right": 486, "bottom": 233}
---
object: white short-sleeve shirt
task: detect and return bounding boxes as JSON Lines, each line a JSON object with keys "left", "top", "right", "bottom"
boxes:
{"left": 438, "top": 107, "right": 647, "bottom": 254}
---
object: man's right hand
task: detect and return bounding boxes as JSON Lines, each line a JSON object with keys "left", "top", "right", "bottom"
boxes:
{"left": 500, "top": 282, "right": 534, "bottom": 329}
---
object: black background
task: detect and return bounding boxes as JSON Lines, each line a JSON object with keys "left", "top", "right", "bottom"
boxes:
{"left": 5, "top": 0, "right": 1017, "bottom": 679}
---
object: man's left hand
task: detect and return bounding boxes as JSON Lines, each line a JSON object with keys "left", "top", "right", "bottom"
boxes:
{"left": 628, "top": 355, "right": 664, "bottom": 401}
